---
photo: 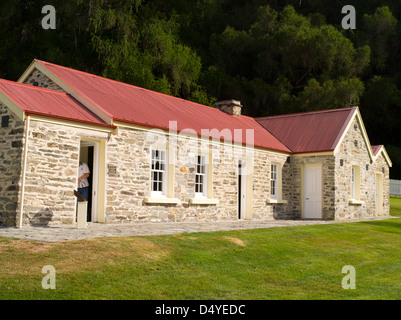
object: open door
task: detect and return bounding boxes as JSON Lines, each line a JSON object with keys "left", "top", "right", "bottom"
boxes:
{"left": 238, "top": 160, "right": 247, "bottom": 219}
{"left": 79, "top": 140, "right": 102, "bottom": 222}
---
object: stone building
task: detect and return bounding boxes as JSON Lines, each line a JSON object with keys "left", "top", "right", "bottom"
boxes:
{"left": 0, "top": 60, "right": 392, "bottom": 227}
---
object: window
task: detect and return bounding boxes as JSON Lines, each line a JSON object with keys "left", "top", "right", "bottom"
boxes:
{"left": 351, "top": 165, "right": 360, "bottom": 200}
{"left": 271, "top": 164, "right": 279, "bottom": 200}
{"left": 151, "top": 149, "right": 167, "bottom": 196}
{"left": 1, "top": 116, "right": 9, "bottom": 128}
{"left": 195, "top": 155, "right": 207, "bottom": 198}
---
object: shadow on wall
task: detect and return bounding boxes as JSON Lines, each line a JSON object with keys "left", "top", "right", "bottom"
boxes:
{"left": 30, "top": 208, "right": 54, "bottom": 226}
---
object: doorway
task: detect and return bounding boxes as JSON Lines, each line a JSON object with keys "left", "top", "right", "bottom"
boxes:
{"left": 238, "top": 160, "right": 247, "bottom": 219}
{"left": 303, "top": 164, "right": 322, "bottom": 219}
{"left": 79, "top": 140, "right": 100, "bottom": 222}
{"left": 376, "top": 173, "right": 383, "bottom": 216}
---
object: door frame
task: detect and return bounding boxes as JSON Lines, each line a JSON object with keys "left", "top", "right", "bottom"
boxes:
{"left": 79, "top": 138, "right": 106, "bottom": 223}
{"left": 301, "top": 163, "right": 323, "bottom": 219}
{"left": 376, "top": 173, "right": 383, "bottom": 216}
{"left": 238, "top": 158, "right": 253, "bottom": 220}
{"left": 238, "top": 160, "right": 246, "bottom": 219}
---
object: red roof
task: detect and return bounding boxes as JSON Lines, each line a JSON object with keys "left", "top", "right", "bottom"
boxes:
{"left": 371, "top": 145, "right": 382, "bottom": 156}
{"left": 0, "top": 79, "right": 111, "bottom": 127}
{"left": 256, "top": 107, "right": 357, "bottom": 153}
{"left": 35, "top": 60, "right": 290, "bottom": 153}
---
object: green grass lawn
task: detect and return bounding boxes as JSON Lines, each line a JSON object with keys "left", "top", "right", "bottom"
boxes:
{"left": 1, "top": 199, "right": 401, "bottom": 300}
{"left": 390, "top": 195, "right": 401, "bottom": 217}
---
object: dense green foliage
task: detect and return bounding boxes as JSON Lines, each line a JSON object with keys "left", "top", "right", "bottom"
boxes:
{"left": 0, "top": 1, "right": 400, "bottom": 176}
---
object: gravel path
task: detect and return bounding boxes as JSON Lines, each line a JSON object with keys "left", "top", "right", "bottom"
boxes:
{"left": 0, "top": 216, "right": 397, "bottom": 243}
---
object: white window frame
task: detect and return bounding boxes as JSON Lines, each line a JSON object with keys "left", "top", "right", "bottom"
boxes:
{"left": 351, "top": 166, "right": 356, "bottom": 200}
{"left": 151, "top": 149, "right": 168, "bottom": 197}
{"left": 351, "top": 165, "right": 360, "bottom": 200}
{"left": 271, "top": 163, "right": 279, "bottom": 200}
{"left": 195, "top": 155, "right": 208, "bottom": 198}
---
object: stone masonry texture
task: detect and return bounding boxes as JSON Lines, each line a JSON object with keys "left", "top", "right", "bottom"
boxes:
{"left": 0, "top": 68, "right": 390, "bottom": 226}
{"left": 0, "top": 103, "right": 24, "bottom": 226}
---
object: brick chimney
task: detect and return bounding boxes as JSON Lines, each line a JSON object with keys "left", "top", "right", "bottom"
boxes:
{"left": 214, "top": 100, "right": 242, "bottom": 117}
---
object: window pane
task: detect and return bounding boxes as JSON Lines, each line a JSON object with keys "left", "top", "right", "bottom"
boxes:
{"left": 151, "top": 149, "right": 167, "bottom": 193}
{"left": 195, "top": 155, "right": 207, "bottom": 196}
{"left": 271, "top": 164, "right": 278, "bottom": 198}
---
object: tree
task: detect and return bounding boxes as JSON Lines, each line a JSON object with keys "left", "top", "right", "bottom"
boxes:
{"left": 86, "top": 0, "right": 212, "bottom": 102}
{"left": 203, "top": 5, "right": 370, "bottom": 116}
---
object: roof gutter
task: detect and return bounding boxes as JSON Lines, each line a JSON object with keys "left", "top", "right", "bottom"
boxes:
{"left": 25, "top": 111, "right": 116, "bottom": 129}
{"left": 18, "top": 115, "right": 30, "bottom": 228}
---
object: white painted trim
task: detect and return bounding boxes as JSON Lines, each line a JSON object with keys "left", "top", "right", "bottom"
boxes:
{"left": 28, "top": 115, "right": 115, "bottom": 134}
{"left": 144, "top": 197, "right": 180, "bottom": 204}
{"left": 18, "top": 115, "right": 30, "bottom": 228}
{"left": 0, "top": 92, "right": 25, "bottom": 120}
{"left": 18, "top": 60, "right": 113, "bottom": 125}
{"left": 270, "top": 162, "right": 279, "bottom": 200}
{"left": 291, "top": 151, "right": 334, "bottom": 157}
{"left": 266, "top": 199, "right": 288, "bottom": 204}
{"left": 17, "top": 59, "right": 36, "bottom": 84}
{"left": 150, "top": 147, "right": 169, "bottom": 198}
{"left": 333, "top": 109, "right": 357, "bottom": 155}
{"left": 373, "top": 146, "right": 392, "bottom": 167}
{"left": 114, "top": 121, "right": 291, "bottom": 157}
{"left": 189, "top": 198, "right": 219, "bottom": 205}
{"left": 333, "top": 108, "right": 374, "bottom": 161}
{"left": 79, "top": 140, "right": 100, "bottom": 223}
{"left": 349, "top": 199, "right": 364, "bottom": 205}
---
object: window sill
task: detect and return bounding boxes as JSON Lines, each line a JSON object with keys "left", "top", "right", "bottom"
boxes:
{"left": 189, "top": 198, "right": 219, "bottom": 205}
{"left": 144, "top": 197, "right": 180, "bottom": 205}
{"left": 349, "top": 199, "right": 364, "bottom": 206}
{"left": 266, "top": 199, "right": 288, "bottom": 204}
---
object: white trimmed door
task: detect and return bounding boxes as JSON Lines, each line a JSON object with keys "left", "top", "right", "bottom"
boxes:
{"left": 303, "top": 164, "right": 322, "bottom": 219}
{"left": 376, "top": 174, "right": 383, "bottom": 216}
{"left": 238, "top": 160, "right": 247, "bottom": 219}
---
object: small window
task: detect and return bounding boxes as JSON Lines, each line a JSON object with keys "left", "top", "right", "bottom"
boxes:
{"left": 151, "top": 149, "right": 167, "bottom": 196}
{"left": 271, "top": 164, "right": 279, "bottom": 200}
{"left": 1, "top": 116, "right": 9, "bottom": 128}
{"left": 195, "top": 155, "right": 207, "bottom": 198}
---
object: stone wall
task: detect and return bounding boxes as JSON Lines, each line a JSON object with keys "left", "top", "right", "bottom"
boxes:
{"left": 24, "top": 69, "right": 65, "bottom": 92}
{"left": 20, "top": 68, "right": 293, "bottom": 224}
{"left": 20, "top": 120, "right": 109, "bottom": 225}
{"left": 15, "top": 68, "right": 390, "bottom": 224}
{"left": 334, "top": 117, "right": 390, "bottom": 219}
{"left": 372, "top": 152, "right": 390, "bottom": 216}
{"left": 105, "top": 127, "right": 290, "bottom": 223}
{"left": 0, "top": 103, "right": 24, "bottom": 226}
{"left": 288, "top": 154, "right": 336, "bottom": 219}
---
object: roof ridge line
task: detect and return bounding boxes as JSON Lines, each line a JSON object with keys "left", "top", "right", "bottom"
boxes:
{"left": 36, "top": 59, "right": 223, "bottom": 112}
{"left": 255, "top": 107, "right": 357, "bottom": 120}
{"left": 253, "top": 118, "right": 294, "bottom": 153}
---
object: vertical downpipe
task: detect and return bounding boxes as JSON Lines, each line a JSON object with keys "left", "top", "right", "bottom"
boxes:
{"left": 18, "top": 115, "right": 30, "bottom": 228}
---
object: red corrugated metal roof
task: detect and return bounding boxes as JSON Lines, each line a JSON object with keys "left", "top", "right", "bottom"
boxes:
{"left": 256, "top": 107, "right": 357, "bottom": 153}
{"left": 0, "top": 79, "right": 111, "bottom": 127}
{"left": 35, "top": 60, "right": 290, "bottom": 152}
